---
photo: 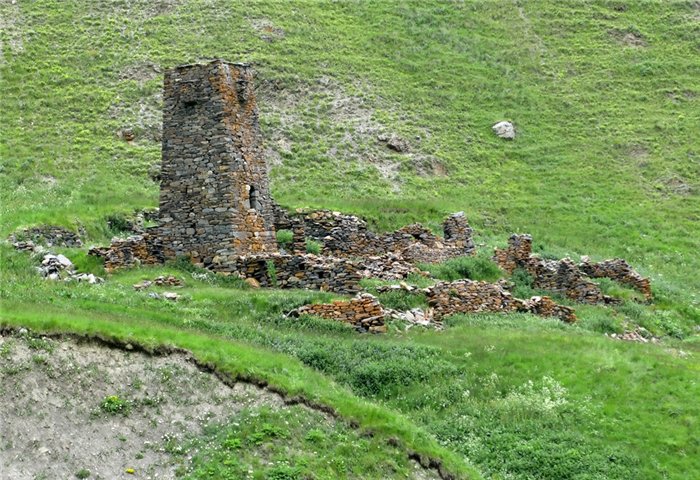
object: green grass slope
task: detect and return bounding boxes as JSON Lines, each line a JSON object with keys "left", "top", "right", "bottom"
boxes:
{"left": 1, "top": 1, "right": 700, "bottom": 479}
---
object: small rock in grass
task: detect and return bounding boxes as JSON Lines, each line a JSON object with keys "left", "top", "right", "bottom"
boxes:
{"left": 492, "top": 121, "right": 515, "bottom": 140}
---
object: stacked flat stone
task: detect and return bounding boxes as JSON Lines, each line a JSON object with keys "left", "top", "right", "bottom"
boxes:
{"left": 88, "top": 234, "right": 164, "bottom": 272}
{"left": 9, "top": 225, "right": 83, "bottom": 249}
{"left": 424, "top": 279, "right": 576, "bottom": 323}
{"left": 289, "top": 293, "right": 387, "bottom": 333}
{"left": 157, "top": 60, "right": 277, "bottom": 264}
{"left": 494, "top": 234, "right": 617, "bottom": 304}
{"left": 278, "top": 209, "right": 477, "bottom": 264}
{"left": 523, "top": 296, "right": 577, "bottom": 324}
{"left": 214, "top": 253, "right": 362, "bottom": 294}
{"left": 579, "top": 258, "right": 652, "bottom": 300}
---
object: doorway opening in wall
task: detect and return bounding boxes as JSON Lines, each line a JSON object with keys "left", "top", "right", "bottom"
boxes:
{"left": 249, "top": 186, "right": 261, "bottom": 211}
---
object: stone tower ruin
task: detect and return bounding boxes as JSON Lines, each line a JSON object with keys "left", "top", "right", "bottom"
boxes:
{"left": 158, "top": 60, "right": 277, "bottom": 265}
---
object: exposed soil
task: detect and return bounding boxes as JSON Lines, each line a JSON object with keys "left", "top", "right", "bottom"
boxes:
{"left": 0, "top": 332, "right": 442, "bottom": 480}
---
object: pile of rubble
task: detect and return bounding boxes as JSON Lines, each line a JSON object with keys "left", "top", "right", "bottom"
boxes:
{"left": 425, "top": 279, "right": 576, "bottom": 323}
{"left": 88, "top": 234, "right": 164, "bottom": 272}
{"left": 37, "top": 254, "right": 103, "bottom": 284}
{"left": 386, "top": 307, "right": 439, "bottom": 330}
{"left": 606, "top": 328, "right": 659, "bottom": 344}
{"left": 356, "top": 253, "right": 426, "bottom": 280}
{"left": 147, "top": 291, "right": 180, "bottom": 301}
{"left": 494, "top": 234, "right": 651, "bottom": 304}
{"left": 9, "top": 225, "right": 83, "bottom": 250}
{"left": 288, "top": 293, "right": 387, "bottom": 333}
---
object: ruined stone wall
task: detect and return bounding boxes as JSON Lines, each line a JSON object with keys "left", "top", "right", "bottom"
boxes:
{"left": 88, "top": 233, "right": 164, "bottom": 272}
{"left": 289, "top": 293, "right": 386, "bottom": 333}
{"left": 276, "top": 210, "right": 476, "bottom": 263}
{"left": 579, "top": 258, "right": 652, "bottom": 300}
{"left": 424, "top": 279, "right": 576, "bottom": 323}
{"left": 214, "top": 253, "right": 362, "bottom": 294}
{"left": 494, "top": 234, "right": 650, "bottom": 304}
{"left": 9, "top": 226, "right": 83, "bottom": 249}
{"left": 158, "top": 60, "right": 277, "bottom": 265}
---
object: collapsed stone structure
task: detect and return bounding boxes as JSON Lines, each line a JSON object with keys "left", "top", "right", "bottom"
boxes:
{"left": 274, "top": 209, "right": 475, "bottom": 263}
{"left": 494, "top": 234, "right": 651, "bottom": 303}
{"left": 10, "top": 225, "right": 83, "bottom": 250}
{"left": 292, "top": 279, "right": 576, "bottom": 329}
{"left": 88, "top": 60, "right": 477, "bottom": 293}
{"left": 289, "top": 293, "right": 387, "bottom": 333}
{"left": 425, "top": 280, "right": 577, "bottom": 323}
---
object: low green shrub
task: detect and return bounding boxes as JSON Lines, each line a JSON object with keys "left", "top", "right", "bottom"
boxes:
{"left": 421, "top": 251, "right": 502, "bottom": 282}
{"left": 100, "top": 395, "right": 130, "bottom": 415}
{"left": 305, "top": 239, "right": 322, "bottom": 255}
{"left": 276, "top": 229, "right": 293, "bottom": 247}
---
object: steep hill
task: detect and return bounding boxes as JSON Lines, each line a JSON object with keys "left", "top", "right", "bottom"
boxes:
{"left": 1, "top": 1, "right": 699, "bottom": 479}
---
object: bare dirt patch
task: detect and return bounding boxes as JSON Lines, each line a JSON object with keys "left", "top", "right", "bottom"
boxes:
{"left": 258, "top": 76, "right": 442, "bottom": 189}
{"left": 610, "top": 29, "right": 647, "bottom": 47}
{"left": 0, "top": 332, "right": 443, "bottom": 480}
{"left": 0, "top": 333, "right": 289, "bottom": 480}
{"left": 249, "top": 18, "right": 285, "bottom": 42}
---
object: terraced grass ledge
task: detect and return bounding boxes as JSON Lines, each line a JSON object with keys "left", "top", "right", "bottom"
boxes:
{"left": 0, "top": 302, "right": 482, "bottom": 480}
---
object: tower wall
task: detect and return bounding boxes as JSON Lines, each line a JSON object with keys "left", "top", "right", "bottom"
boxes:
{"left": 158, "top": 60, "right": 277, "bottom": 265}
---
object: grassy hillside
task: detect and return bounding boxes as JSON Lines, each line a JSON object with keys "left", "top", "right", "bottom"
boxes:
{"left": 1, "top": 1, "right": 699, "bottom": 479}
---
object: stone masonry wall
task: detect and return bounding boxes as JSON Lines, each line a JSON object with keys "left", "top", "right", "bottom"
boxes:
{"left": 425, "top": 279, "right": 577, "bottom": 323}
{"left": 275, "top": 210, "right": 475, "bottom": 263}
{"left": 494, "top": 234, "right": 650, "bottom": 304}
{"left": 579, "top": 258, "right": 652, "bottom": 300}
{"left": 289, "top": 293, "right": 387, "bottom": 333}
{"left": 88, "top": 233, "right": 164, "bottom": 272}
{"left": 158, "top": 60, "right": 277, "bottom": 265}
{"left": 215, "top": 253, "right": 362, "bottom": 295}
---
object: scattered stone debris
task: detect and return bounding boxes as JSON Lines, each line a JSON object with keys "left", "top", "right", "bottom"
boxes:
{"left": 357, "top": 253, "right": 427, "bottom": 280}
{"left": 37, "top": 254, "right": 103, "bottom": 284}
{"left": 133, "top": 275, "right": 183, "bottom": 291}
{"left": 494, "top": 234, "right": 651, "bottom": 304}
{"left": 376, "top": 282, "right": 420, "bottom": 294}
{"left": 289, "top": 293, "right": 387, "bottom": 333}
{"left": 147, "top": 291, "right": 180, "bottom": 301}
{"left": 492, "top": 121, "right": 515, "bottom": 140}
{"left": 605, "top": 328, "right": 659, "bottom": 344}
{"left": 386, "top": 307, "right": 440, "bottom": 330}
{"left": 425, "top": 279, "right": 577, "bottom": 323}
{"left": 9, "top": 225, "right": 83, "bottom": 249}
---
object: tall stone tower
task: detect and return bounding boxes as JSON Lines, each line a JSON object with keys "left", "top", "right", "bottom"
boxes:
{"left": 158, "top": 60, "right": 277, "bottom": 265}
